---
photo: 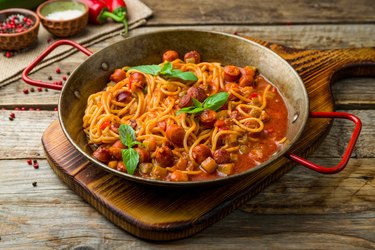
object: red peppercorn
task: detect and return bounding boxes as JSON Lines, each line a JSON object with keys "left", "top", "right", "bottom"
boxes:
{"left": 14, "top": 107, "right": 20, "bottom": 110}
{"left": 29, "top": 108, "right": 34, "bottom": 111}
{"left": 21, "top": 107, "right": 26, "bottom": 111}
{"left": 23, "top": 88, "right": 29, "bottom": 94}
{"left": 36, "top": 108, "right": 41, "bottom": 111}
{"left": 9, "top": 112, "right": 15, "bottom": 118}
{"left": 33, "top": 162, "right": 39, "bottom": 169}
{"left": 56, "top": 67, "right": 61, "bottom": 74}
{"left": 54, "top": 107, "right": 58, "bottom": 111}
{"left": 57, "top": 80, "right": 62, "bottom": 85}
{"left": 62, "top": 76, "right": 67, "bottom": 81}
{"left": 27, "top": 159, "right": 32, "bottom": 165}
{"left": 37, "top": 87, "right": 43, "bottom": 92}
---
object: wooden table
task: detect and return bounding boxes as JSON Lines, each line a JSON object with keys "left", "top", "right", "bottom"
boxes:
{"left": 1, "top": 0, "right": 374, "bottom": 248}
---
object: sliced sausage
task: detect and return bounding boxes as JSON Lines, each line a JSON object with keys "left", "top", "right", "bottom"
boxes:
{"left": 135, "top": 148, "right": 150, "bottom": 163}
{"left": 179, "top": 94, "right": 193, "bottom": 108}
{"left": 192, "top": 144, "right": 212, "bottom": 164}
{"left": 184, "top": 50, "right": 201, "bottom": 64}
{"left": 93, "top": 145, "right": 111, "bottom": 163}
{"left": 129, "top": 72, "right": 146, "bottom": 91}
{"left": 162, "top": 50, "right": 179, "bottom": 62}
{"left": 109, "top": 140, "right": 125, "bottom": 160}
{"left": 213, "top": 149, "right": 231, "bottom": 164}
{"left": 155, "top": 146, "right": 174, "bottom": 167}
{"left": 116, "top": 90, "right": 132, "bottom": 103}
{"left": 166, "top": 124, "right": 185, "bottom": 146}
{"left": 187, "top": 86, "right": 207, "bottom": 102}
{"left": 223, "top": 65, "right": 240, "bottom": 82}
{"left": 110, "top": 69, "right": 126, "bottom": 83}
{"left": 199, "top": 109, "right": 217, "bottom": 127}
{"left": 239, "top": 66, "right": 256, "bottom": 87}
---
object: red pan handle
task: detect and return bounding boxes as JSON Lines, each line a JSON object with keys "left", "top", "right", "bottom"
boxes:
{"left": 22, "top": 40, "right": 93, "bottom": 91}
{"left": 286, "top": 111, "right": 362, "bottom": 174}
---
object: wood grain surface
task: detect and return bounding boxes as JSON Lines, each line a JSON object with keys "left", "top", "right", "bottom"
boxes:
{"left": 1, "top": 0, "right": 375, "bottom": 249}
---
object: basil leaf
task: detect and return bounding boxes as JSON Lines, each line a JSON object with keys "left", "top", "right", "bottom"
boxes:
{"left": 160, "top": 61, "right": 173, "bottom": 75}
{"left": 203, "top": 92, "right": 229, "bottom": 111}
{"left": 122, "top": 148, "right": 139, "bottom": 175}
{"left": 128, "top": 65, "right": 161, "bottom": 75}
{"left": 119, "top": 124, "right": 136, "bottom": 147}
{"left": 176, "top": 106, "right": 205, "bottom": 115}
{"left": 166, "top": 69, "right": 198, "bottom": 81}
{"left": 192, "top": 98, "right": 202, "bottom": 108}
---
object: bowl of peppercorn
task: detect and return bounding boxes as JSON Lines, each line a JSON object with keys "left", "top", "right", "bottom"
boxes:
{"left": 0, "top": 8, "right": 40, "bottom": 50}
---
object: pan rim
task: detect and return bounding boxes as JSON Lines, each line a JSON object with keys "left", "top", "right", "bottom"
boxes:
{"left": 58, "top": 28, "right": 309, "bottom": 188}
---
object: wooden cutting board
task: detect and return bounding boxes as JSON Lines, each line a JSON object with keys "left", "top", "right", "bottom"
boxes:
{"left": 42, "top": 38, "right": 375, "bottom": 241}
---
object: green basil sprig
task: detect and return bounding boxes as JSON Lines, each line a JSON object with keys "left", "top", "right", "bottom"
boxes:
{"left": 119, "top": 124, "right": 142, "bottom": 175}
{"left": 128, "top": 62, "right": 198, "bottom": 81}
{"left": 176, "top": 92, "right": 229, "bottom": 115}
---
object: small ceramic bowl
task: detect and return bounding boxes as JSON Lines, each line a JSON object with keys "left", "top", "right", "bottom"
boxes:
{"left": 37, "top": 0, "right": 88, "bottom": 37}
{"left": 0, "top": 8, "right": 40, "bottom": 50}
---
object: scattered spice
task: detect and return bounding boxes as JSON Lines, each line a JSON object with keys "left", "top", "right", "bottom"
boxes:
{"left": 8, "top": 117, "right": 14, "bottom": 121}
{"left": 48, "top": 76, "right": 53, "bottom": 80}
{"left": 45, "top": 88, "right": 49, "bottom": 92}
{"left": 37, "top": 87, "right": 43, "bottom": 92}
{"left": 56, "top": 67, "right": 61, "bottom": 74}
{"left": 67, "top": 72, "right": 71, "bottom": 76}
{"left": 47, "top": 37, "right": 53, "bottom": 43}
{"left": 14, "top": 107, "right": 19, "bottom": 110}
{"left": 62, "top": 76, "right": 67, "bottom": 81}
{"left": 4, "top": 51, "right": 13, "bottom": 58}
{"left": 27, "top": 159, "right": 32, "bottom": 165}
{"left": 33, "top": 159, "right": 38, "bottom": 163}
{"left": 0, "top": 14, "right": 35, "bottom": 34}
{"left": 54, "top": 107, "right": 58, "bottom": 111}
{"left": 21, "top": 107, "right": 26, "bottom": 110}
{"left": 23, "top": 88, "right": 29, "bottom": 94}
{"left": 9, "top": 112, "right": 15, "bottom": 118}
{"left": 32, "top": 181, "right": 37, "bottom": 187}
{"left": 29, "top": 107, "right": 34, "bottom": 111}
{"left": 36, "top": 108, "right": 41, "bottom": 111}
{"left": 30, "top": 87, "right": 35, "bottom": 92}
{"left": 57, "top": 80, "right": 62, "bottom": 85}
{"left": 33, "top": 162, "right": 39, "bottom": 169}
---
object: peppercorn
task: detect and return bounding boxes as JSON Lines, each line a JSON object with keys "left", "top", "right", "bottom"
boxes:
{"left": 37, "top": 87, "right": 43, "bottom": 92}
{"left": 23, "top": 88, "right": 29, "bottom": 94}
{"left": 27, "top": 159, "right": 32, "bottom": 165}
{"left": 33, "top": 162, "right": 39, "bottom": 169}
{"left": 9, "top": 112, "right": 15, "bottom": 118}
{"left": 32, "top": 182, "right": 37, "bottom": 187}
{"left": 48, "top": 76, "right": 53, "bottom": 80}
{"left": 56, "top": 67, "right": 61, "bottom": 74}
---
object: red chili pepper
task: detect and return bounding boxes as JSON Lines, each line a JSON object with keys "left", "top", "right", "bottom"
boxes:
{"left": 79, "top": 0, "right": 125, "bottom": 24}
{"left": 250, "top": 93, "right": 258, "bottom": 98}
{"left": 103, "top": 0, "right": 128, "bottom": 33}
{"left": 100, "top": 119, "right": 111, "bottom": 130}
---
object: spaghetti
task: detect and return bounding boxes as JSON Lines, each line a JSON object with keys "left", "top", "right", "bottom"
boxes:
{"left": 83, "top": 50, "right": 288, "bottom": 182}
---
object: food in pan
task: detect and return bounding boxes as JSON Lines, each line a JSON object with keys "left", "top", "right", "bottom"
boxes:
{"left": 83, "top": 50, "right": 288, "bottom": 182}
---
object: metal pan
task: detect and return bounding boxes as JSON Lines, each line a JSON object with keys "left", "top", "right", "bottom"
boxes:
{"left": 22, "top": 29, "right": 361, "bottom": 187}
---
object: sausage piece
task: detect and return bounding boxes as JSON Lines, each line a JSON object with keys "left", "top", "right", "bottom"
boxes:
{"left": 213, "top": 149, "right": 231, "bottom": 164}
{"left": 239, "top": 66, "right": 257, "bottom": 87}
{"left": 179, "top": 94, "right": 193, "bottom": 108}
{"left": 116, "top": 90, "right": 132, "bottom": 103}
{"left": 135, "top": 148, "right": 150, "bottom": 163}
{"left": 129, "top": 72, "right": 146, "bottom": 91}
{"left": 110, "top": 69, "right": 126, "bottom": 83}
{"left": 162, "top": 50, "right": 179, "bottom": 62}
{"left": 199, "top": 109, "right": 216, "bottom": 127}
{"left": 192, "top": 144, "right": 212, "bottom": 164}
{"left": 109, "top": 140, "right": 125, "bottom": 160}
{"left": 223, "top": 65, "right": 240, "bottom": 82}
{"left": 155, "top": 146, "right": 174, "bottom": 167}
{"left": 184, "top": 50, "right": 201, "bottom": 64}
{"left": 187, "top": 86, "right": 207, "bottom": 102}
{"left": 93, "top": 145, "right": 111, "bottom": 163}
{"left": 166, "top": 124, "right": 185, "bottom": 146}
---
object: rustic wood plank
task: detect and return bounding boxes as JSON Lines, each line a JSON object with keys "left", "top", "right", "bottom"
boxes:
{"left": 1, "top": 158, "right": 374, "bottom": 248}
{"left": 141, "top": 0, "right": 375, "bottom": 25}
{"left": 0, "top": 111, "right": 58, "bottom": 159}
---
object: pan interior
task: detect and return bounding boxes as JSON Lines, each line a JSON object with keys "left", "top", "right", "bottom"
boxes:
{"left": 59, "top": 29, "right": 308, "bottom": 187}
